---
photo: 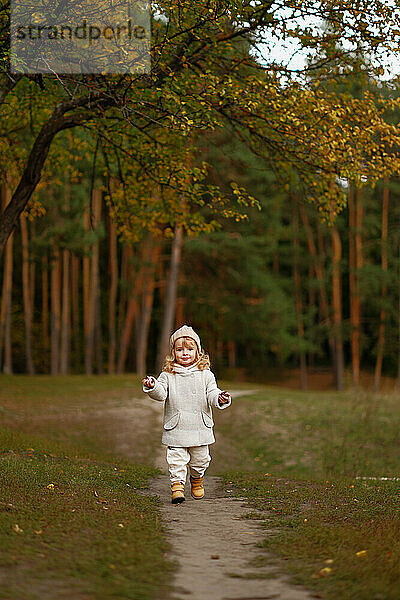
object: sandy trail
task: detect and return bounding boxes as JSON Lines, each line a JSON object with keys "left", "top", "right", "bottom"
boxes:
{"left": 143, "top": 390, "right": 314, "bottom": 600}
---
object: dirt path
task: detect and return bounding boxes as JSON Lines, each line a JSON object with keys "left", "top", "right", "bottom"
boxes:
{"left": 3, "top": 384, "right": 315, "bottom": 599}
{"left": 143, "top": 390, "right": 314, "bottom": 600}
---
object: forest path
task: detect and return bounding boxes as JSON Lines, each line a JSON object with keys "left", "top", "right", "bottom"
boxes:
{"left": 136, "top": 390, "right": 315, "bottom": 600}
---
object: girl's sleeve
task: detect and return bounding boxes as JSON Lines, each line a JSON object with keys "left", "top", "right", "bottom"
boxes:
{"left": 143, "top": 372, "right": 168, "bottom": 402}
{"left": 205, "top": 370, "right": 231, "bottom": 410}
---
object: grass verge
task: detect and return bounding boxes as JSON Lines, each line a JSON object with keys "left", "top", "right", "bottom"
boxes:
{"left": 0, "top": 376, "right": 172, "bottom": 600}
{"left": 216, "top": 386, "right": 400, "bottom": 600}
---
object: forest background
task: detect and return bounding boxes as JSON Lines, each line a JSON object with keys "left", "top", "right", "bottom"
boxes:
{"left": 2, "top": 1, "right": 400, "bottom": 392}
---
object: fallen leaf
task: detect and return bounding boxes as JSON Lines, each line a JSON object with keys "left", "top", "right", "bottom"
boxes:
{"left": 12, "top": 524, "right": 23, "bottom": 533}
{"left": 312, "top": 567, "right": 333, "bottom": 578}
{"left": 356, "top": 550, "right": 367, "bottom": 558}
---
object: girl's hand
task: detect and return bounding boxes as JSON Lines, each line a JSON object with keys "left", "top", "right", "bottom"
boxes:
{"left": 218, "top": 391, "right": 231, "bottom": 405}
{"left": 142, "top": 375, "right": 156, "bottom": 389}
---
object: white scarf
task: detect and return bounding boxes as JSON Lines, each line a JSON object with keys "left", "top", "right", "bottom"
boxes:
{"left": 172, "top": 361, "right": 200, "bottom": 376}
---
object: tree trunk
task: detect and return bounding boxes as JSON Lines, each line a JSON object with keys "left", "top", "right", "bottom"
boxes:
{"left": 20, "top": 213, "right": 35, "bottom": 373}
{"left": 42, "top": 253, "right": 49, "bottom": 359}
{"left": 293, "top": 201, "right": 307, "bottom": 390}
{"left": 91, "top": 189, "right": 103, "bottom": 374}
{"left": 136, "top": 241, "right": 160, "bottom": 375}
{"left": 349, "top": 184, "right": 363, "bottom": 386}
{"left": 157, "top": 225, "right": 184, "bottom": 371}
{"left": 397, "top": 245, "right": 400, "bottom": 390}
{"left": 118, "top": 244, "right": 132, "bottom": 342}
{"left": 60, "top": 248, "right": 71, "bottom": 374}
{"left": 272, "top": 251, "right": 279, "bottom": 274}
{"left": 71, "top": 254, "right": 80, "bottom": 371}
{"left": 117, "top": 245, "right": 143, "bottom": 374}
{"left": 175, "top": 295, "right": 185, "bottom": 329}
{"left": 108, "top": 214, "right": 118, "bottom": 374}
{"left": 300, "top": 205, "right": 334, "bottom": 368}
{"left": 117, "top": 298, "right": 137, "bottom": 373}
{"left": 30, "top": 220, "right": 35, "bottom": 312}
{"left": 50, "top": 248, "right": 61, "bottom": 375}
{"left": 175, "top": 260, "right": 186, "bottom": 328}
{"left": 227, "top": 340, "right": 236, "bottom": 369}
{"left": 94, "top": 285, "right": 103, "bottom": 374}
{"left": 331, "top": 227, "right": 344, "bottom": 391}
{"left": 0, "top": 182, "right": 14, "bottom": 373}
{"left": 216, "top": 338, "right": 224, "bottom": 364}
{"left": 374, "top": 182, "right": 389, "bottom": 392}
{"left": 83, "top": 209, "right": 92, "bottom": 374}
{"left": 307, "top": 264, "right": 315, "bottom": 369}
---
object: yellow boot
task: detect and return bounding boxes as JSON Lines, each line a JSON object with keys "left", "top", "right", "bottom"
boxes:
{"left": 171, "top": 482, "right": 185, "bottom": 504}
{"left": 190, "top": 476, "right": 204, "bottom": 499}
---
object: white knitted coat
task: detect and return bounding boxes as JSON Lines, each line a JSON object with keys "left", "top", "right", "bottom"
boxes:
{"left": 143, "top": 365, "right": 231, "bottom": 447}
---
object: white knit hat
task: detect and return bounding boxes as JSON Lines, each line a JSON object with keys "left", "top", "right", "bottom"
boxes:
{"left": 169, "top": 325, "right": 201, "bottom": 353}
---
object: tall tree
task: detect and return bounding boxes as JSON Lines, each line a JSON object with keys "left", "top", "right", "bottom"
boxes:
{"left": 50, "top": 247, "right": 61, "bottom": 375}
{"left": 71, "top": 253, "right": 80, "bottom": 372}
{"left": 374, "top": 181, "right": 389, "bottom": 391}
{"left": 41, "top": 253, "right": 49, "bottom": 357}
{"left": 0, "top": 181, "right": 13, "bottom": 373}
{"left": 293, "top": 200, "right": 307, "bottom": 390}
{"left": 60, "top": 247, "right": 71, "bottom": 374}
{"left": 2, "top": 2, "right": 400, "bottom": 253}
{"left": 92, "top": 190, "right": 103, "bottom": 374}
{"left": 157, "top": 225, "right": 184, "bottom": 371}
{"left": 348, "top": 184, "right": 364, "bottom": 386}
{"left": 20, "top": 213, "right": 35, "bottom": 373}
{"left": 83, "top": 209, "right": 92, "bottom": 374}
{"left": 331, "top": 226, "right": 345, "bottom": 390}
{"left": 136, "top": 240, "right": 160, "bottom": 375}
{"left": 107, "top": 212, "right": 118, "bottom": 374}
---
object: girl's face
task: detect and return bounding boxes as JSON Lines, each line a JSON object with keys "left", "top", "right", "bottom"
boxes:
{"left": 174, "top": 338, "right": 198, "bottom": 367}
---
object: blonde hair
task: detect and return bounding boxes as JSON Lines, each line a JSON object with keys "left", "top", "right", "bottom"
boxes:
{"left": 163, "top": 336, "right": 211, "bottom": 373}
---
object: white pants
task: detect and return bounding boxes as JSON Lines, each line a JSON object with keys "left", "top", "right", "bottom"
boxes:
{"left": 166, "top": 445, "right": 211, "bottom": 484}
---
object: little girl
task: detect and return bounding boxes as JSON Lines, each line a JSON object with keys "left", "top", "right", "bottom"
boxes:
{"left": 142, "top": 325, "right": 231, "bottom": 504}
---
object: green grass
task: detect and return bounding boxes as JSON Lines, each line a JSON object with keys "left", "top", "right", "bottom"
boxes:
{"left": 0, "top": 375, "right": 173, "bottom": 600}
{"left": 216, "top": 387, "right": 400, "bottom": 479}
{"left": 216, "top": 386, "right": 400, "bottom": 600}
{"left": 3, "top": 375, "right": 400, "bottom": 599}
{"left": 0, "top": 374, "right": 160, "bottom": 463}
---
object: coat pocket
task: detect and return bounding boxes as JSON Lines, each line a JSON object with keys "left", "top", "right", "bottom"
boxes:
{"left": 201, "top": 411, "right": 214, "bottom": 428}
{"left": 164, "top": 412, "right": 180, "bottom": 430}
